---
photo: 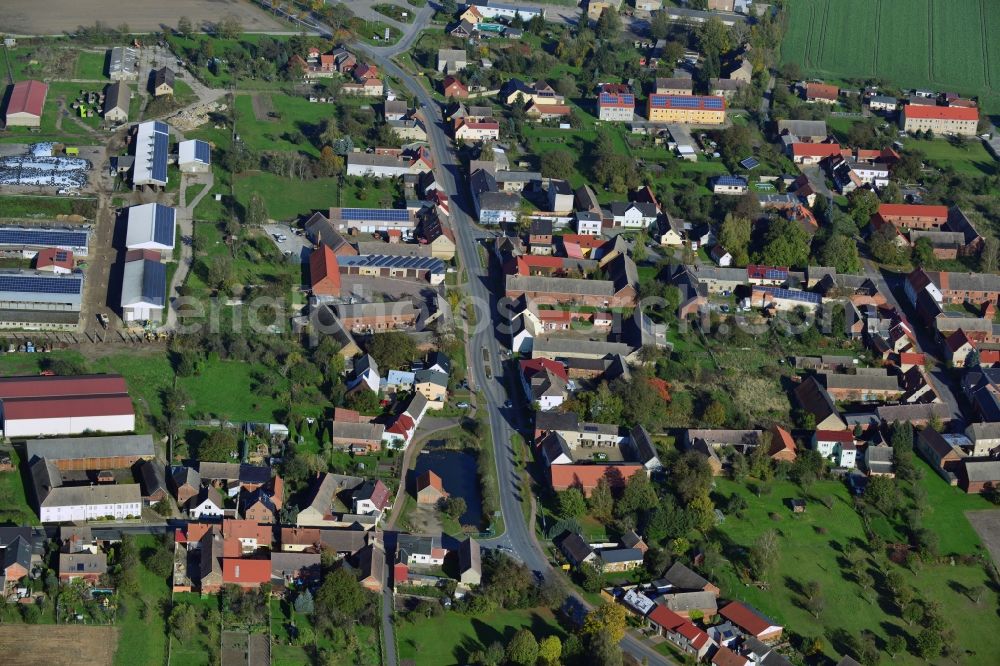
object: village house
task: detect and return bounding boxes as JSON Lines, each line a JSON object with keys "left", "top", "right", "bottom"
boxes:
{"left": 597, "top": 83, "right": 636, "bottom": 121}
{"left": 804, "top": 82, "right": 838, "bottom": 104}
{"left": 901, "top": 103, "right": 979, "bottom": 136}
{"left": 647, "top": 94, "right": 726, "bottom": 124}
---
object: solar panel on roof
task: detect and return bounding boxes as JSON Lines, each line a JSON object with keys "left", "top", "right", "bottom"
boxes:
{"left": 717, "top": 176, "right": 747, "bottom": 186}
{"left": 194, "top": 141, "right": 211, "bottom": 164}
{"left": 152, "top": 132, "right": 168, "bottom": 183}
{"left": 0, "top": 229, "right": 88, "bottom": 248}
{"left": 760, "top": 286, "right": 821, "bottom": 304}
{"left": 0, "top": 275, "right": 82, "bottom": 295}
{"left": 740, "top": 157, "right": 760, "bottom": 170}
{"left": 153, "top": 121, "right": 169, "bottom": 135}
{"left": 340, "top": 208, "right": 410, "bottom": 222}
{"left": 141, "top": 260, "right": 167, "bottom": 306}
{"left": 55, "top": 251, "right": 68, "bottom": 261}
{"left": 153, "top": 205, "right": 175, "bottom": 247}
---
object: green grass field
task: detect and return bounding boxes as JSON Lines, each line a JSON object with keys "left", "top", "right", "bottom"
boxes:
{"left": 233, "top": 93, "right": 332, "bottom": 158}
{"left": 233, "top": 171, "right": 338, "bottom": 221}
{"left": 74, "top": 51, "right": 108, "bottom": 80}
{"left": 782, "top": 0, "right": 1000, "bottom": 111}
{"left": 114, "top": 535, "right": 171, "bottom": 666}
{"left": 396, "top": 608, "right": 565, "bottom": 665}
{"left": 0, "top": 449, "right": 37, "bottom": 526}
{"left": 710, "top": 465, "right": 1000, "bottom": 663}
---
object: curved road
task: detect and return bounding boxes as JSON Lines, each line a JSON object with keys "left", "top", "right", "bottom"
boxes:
{"left": 333, "top": 9, "right": 670, "bottom": 664}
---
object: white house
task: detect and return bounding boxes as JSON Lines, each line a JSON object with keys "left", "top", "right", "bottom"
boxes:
{"left": 713, "top": 176, "right": 748, "bottom": 195}
{"left": 189, "top": 490, "right": 225, "bottom": 520}
{"left": 177, "top": 139, "right": 211, "bottom": 173}
{"left": 437, "top": 49, "right": 468, "bottom": 74}
{"left": 472, "top": 1, "right": 544, "bottom": 22}
{"left": 610, "top": 202, "right": 658, "bottom": 229}
{"left": 36, "top": 483, "right": 142, "bottom": 524}
{"left": 347, "top": 355, "right": 380, "bottom": 393}
{"left": 397, "top": 535, "right": 446, "bottom": 566}
{"left": 125, "top": 203, "right": 176, "bottom": 255}
{"left": 710, "top": 245, "right": 733, "bottom": 267}
{"left": 576, "top": 211, "right": 603, "bottom": 236}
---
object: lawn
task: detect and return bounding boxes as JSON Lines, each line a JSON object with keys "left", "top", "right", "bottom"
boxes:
{"left": 114, "top": 535, "right": 171, "bottom": 666}
{"left": 710, "top": 472, "right": 1000, "bottom": 663}
{"left": 177, "top": 357, "right": 306, "bottom": 422}
{"left": 170, "top": 593, "right": 220, "bottom": 666}
{"left": 373, "top": 3, "right": 415, "bottom": 23}
{"left": 233, "top": 171, "right": 338, "bottom": 221}
{"left": 233, "top": 93, "right": 335, "bottom": 158}
{"left": 905, "top": 137, "right": 997, "bottom": 176}
{"left": 0, "top": 449, "right": 37, "bottom": 526}
{"left": 0, "top": 194, "right": 97, "bottom": 220}
{"left": 396, "top": 607, "right": 565, "bottom": 665}
{"left": 74, "top": 50, "right": 108, "bottom": 80}
{"left": 782, "top": 0, "right": 1000, "bottom": 112}
{"left": 270, "top": 598, "right": 381, "bottom": 665}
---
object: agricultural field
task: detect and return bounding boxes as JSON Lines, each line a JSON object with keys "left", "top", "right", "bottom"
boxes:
{"left": 782, "top": 0, "right": 1000, "bottom": 111}
{"left": 0, "top": 626, "right": 118, "bottom": 665}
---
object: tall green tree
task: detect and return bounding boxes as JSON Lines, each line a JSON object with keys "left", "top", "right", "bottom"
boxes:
{"left": 719, "top": 213, "right": 751, "bottom": 266}
{"left": 759, "top": 217, "right": 810, "bottom": 267}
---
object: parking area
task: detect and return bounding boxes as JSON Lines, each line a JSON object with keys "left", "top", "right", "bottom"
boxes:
{"left": 263, "top": 223, "right": 311, "bottom": 263}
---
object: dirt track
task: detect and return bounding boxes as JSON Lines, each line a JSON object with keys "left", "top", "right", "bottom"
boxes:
{"left": 5, "top": 0, "right": 286, "bottom": 35}
{"left": 0, "top": 625, "right": 117, "bottom": 665}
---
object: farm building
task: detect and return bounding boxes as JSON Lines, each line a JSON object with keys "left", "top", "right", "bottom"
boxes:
{"left": 0, "top": 270, "right": 83, "bottom": 330}
{"left": 0, "top": 374, "right": 135, "bottom": 438}
{"left": 131, "top": 120, "right": 170, "bottom": 189}
{"left": 30, "top": 458, "right": 142, "bottom": 523}
{"left": 24, "top": 434, "right": 155, "bottom": 471}
{"left": 108, "top": 47, "right": 139, "bottom": 81}
{"left": 901, "top": 104, "right": 979, "bottom": 137}
{"left": 120, "top": 250, "right": 166, "bottom": 323}
{"left": 0, "top": 226, "right": 90, "bottom": 257}
{"left": 178, "top": 140, "right": 211, "bottom": 173}
{"left": 102, "top": 81, "right": 130, "bottom": 125}
{"left": 152, "top": 67, "right": 175, "bottom": 97}
{"left": 124, "top": 203, "right": 176, "bottom": 256}
{"left": 4, "top": 80, "right": 48, "bottom": 128}
{"left": 34, "top": 248, "right": 74, "bottom": 274}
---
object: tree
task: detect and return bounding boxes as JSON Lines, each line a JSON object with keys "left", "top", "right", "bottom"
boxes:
{"left": 245, "top": 192, "right": 268, "bottom": 227}
{"left": 687, "top": 490, "right": 716, "bottom": 533}
{"left": 981, "top": 236, "right": 1000, "bottom": 273}
{"left": 177, "top": 16, "right": 193, "bottom": 38}
{"left": 702, "top": 400, "right": 727, "bottom": 427}
{"left": 749, "top": 529, "right": 780, "bottom": 580}
{"left": 719, "top": 213, "right": 751, "bottom": 266}
{"left": 198, "top": 428, "right": 238, "bottom": 462}
{"left": 817, "top": 234, "right": 861, "bottom": 273}
{"left": 672, "top": 451, "right": 713, "bottom": 503}
{"left": 537, "top": 635, "right": 562, "bottom": 665}
{"left": 696, "top": 17, "right": 732, "bottom": 58}
{"left": 588, "top": 478, "right": 614, "bottom": 522}
{"left": 916, "top": 628, "right": 943, "bottom": 659}
{"left": 293, "top": 589, "right": 314, "bottom": 614}
{"left": 912, "top": 236, "right": 936, "bottom": 268}
{"left": 583, "top": 603, "right": 627, "bottom": 642}
{"left": 169, "top": 604, "right": 197, "bottom": 641}
{"left": 759, "top": 217, "right": 810, "bottom": 267}
{"left": 319, "top": 146, "right": 343, "bottom": 176}
{"left": 315, "top": 566, "right": 368, "bottom": 618}
{"left": 541, "top": 143, "right": 573, "bottom": 173}
{"left": 803, "top": 581, "right": 824, "bottom": 618}
{"left": 615, "top": 472, "right": 660, "bottom": 518}
{"left": 886, "top": 634, "right": 905, "bottom": 658}
{"left": 902, "top": 601, "right": 923, "bottom": 626}
{"left": 365, "top": 332, "right": 417, "bottom": 371}
{"left": 443, "top": 496, "right": 467, "bottom": 521}
{"left": 869, "top": 224, "right": 907, "bottom": 264}
{"left": 216, "top": 15, "right": 243, "bottom": 39}
{"left": 864, "top": 475, "right": 899, "bottom": 514}
{"left": 594, "top": 9, "right": 622, "bottom": 40}
{"left": 848, "top": 188, "right": 880, "bottom": 228}
{"left": 719, "top": 124, "right": 753, "bottom": 170}
{"left": 587, "top": 629, "right": 623, "bottom": 666}
{"left": 505, "top": 628, "right": 538, "bottom": 666}
{"left": 442, "top": 0, "right": 458, "bottom": 14}
{"left": 146, "top": 542, "right": 174, "bottom": 577}
{"left": 558, "top": 488, "right": 587, "bottom": 519}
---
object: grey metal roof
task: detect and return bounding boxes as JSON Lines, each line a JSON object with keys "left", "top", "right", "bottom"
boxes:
{"left": 507, "top": 274, "right": 615, "bottom": 297}
{"left": 121, "top": 258, "right": 165, "bottom": 307}
{"left": 821, "top": 372, "right": 900, "bottom": 392}
{"left": 599, "top": 547, "right": 643, "bottom": 563}
{"left": 25, "top": 434, "right": 154, "bottom": 463}
{"left": 40, "top": 482, "right": 142, "bottom": 509}
{"left": 776, "top": 119, "right": 828, "bottom": 137}
{"left": 335, "top": 301, "right": 419, "bottom": 320}
{"left": 963, "top": 460, "right": 1000, "bottom": 482}
{"left": 108, "top": 47, "right": 138, "bottom": 75}
{"left": 103, "top": 81, "right": 129, "bottom": 115}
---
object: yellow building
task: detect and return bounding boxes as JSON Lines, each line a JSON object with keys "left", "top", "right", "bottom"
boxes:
{"left": 647, "top": 95, "right": 726, "bottom": 124}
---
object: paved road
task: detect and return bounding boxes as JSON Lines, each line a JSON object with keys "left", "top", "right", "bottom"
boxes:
{"left": 346, "top": 26, "right": 672, "bottom": 666}
{"left": 382, "top": 588, "right": 398, "bottom": 666}
{"left": 861, "top": 258, "right": 964, "bottom": 425}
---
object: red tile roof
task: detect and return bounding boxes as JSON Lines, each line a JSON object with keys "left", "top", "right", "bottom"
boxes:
{"left": 2, "top": 394, "right": 134, "bottom": 420}
{"left": 224, "top": 519, "right": 271, "bottom": 544}
{"left": 35, "top": 248, "right": 74, "bottom": 271}
{"left": 712, "top": 646, "right": 748, "bottom": 666}
{"left": 520, "top": 357, "right": 568, "bottom": 382}
{"left": 806, "top": 82, "right": 839, "bottom": 100}
{"left": 649, "top": 605, "right": 685, "bottom": 631}
{"left": 791, "top": 143, "right": 844, "bottom": 158}
{"left": 309, "top": 244, "right": 341, "bottom": 296}
{"left": 719, "top": 601, "right": 781, "bottom": 637}
{"left": 769, "top": 425, "right": 797, "bottom": 458}
{"left": 549, "top": 464, "right": 643, "bottom": 493}
{"left": 814, "top": 429, "right": 854, "bottom": 442}
{"left": 416, "top": 470, "right": 443, "bottom": 492}
{"left": 222, "top": 558, "right": 272, "bottom": 584}
{"left": 747, "top": 265, "right": 788, "bottom": 280}
{"left": 6, "top": 80, "right": 48, "bottom": 117}
{"left": 878, "top": 203, "right": 949, "bottom": 220}
{"left": 899, "top": 352, "right": 926, "bottom": 365}
{"left": 334, "top": 407, "right": 363, "bottom": 423}
{"left": 904, "top": 104, "right": 978, "bottom": 121}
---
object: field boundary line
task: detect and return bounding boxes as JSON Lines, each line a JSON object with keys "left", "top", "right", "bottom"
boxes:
{"left": 927, "top": 0, "right": 934, "bottom": 84}
{"left": 872, "top": 0, "right": 882, "bottom": 77}
{"left": 816, "top": 0, "right": 831, "bottom": 71}
{"left": 803, "top": 1, "right": 815, "bottom": 69}
{"left": 981, "top": 0, "right": 992, "bottom": 89}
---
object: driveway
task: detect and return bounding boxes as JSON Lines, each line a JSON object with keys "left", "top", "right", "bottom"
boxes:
{"left": 263, "top": 223, "right": 311, "bottom": 263}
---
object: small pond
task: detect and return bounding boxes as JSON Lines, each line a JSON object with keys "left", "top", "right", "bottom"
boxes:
{"left": 411, "top": 439, "right": 483, "bottom": 527}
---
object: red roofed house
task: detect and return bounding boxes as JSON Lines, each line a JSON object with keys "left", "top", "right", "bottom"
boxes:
{"left": 353, "top": 63, "right": 379, "bottom": 83}
{"left": 902, "top": 103, "right": 979, "bottom": 136}
{"left": 524, "top": 101, "right": 571, "bottom": 121}
{"left": 768, "top": 425, "right": 797, "bottom": 462}
{"left": 719, "top": 601, "right": 783, "bottom": 642}
{"left": 550, "top": 464, "right": 643, "bottom": 496}
{"left": 790, "top": 142, "right": 844, "bottom": 165}
{"left": 805, "top": 82, "right": 839, "bottom": 104}
{"left": 415, "top": 470, "right": 447, "bottom": 505}
{"left": 309, "top": 244, "right": 341, "bottom": 297}
{"left": 897, "top": 351, "right": 926, "bottom": 371}
{"left": 0, "top": 374, "right": 135, "bottom": 438}
{"left": 34, "top": 248, "right": 74, "bottom": 274}
{"left": 712, "top": 646, "right": 751, "bottom": 666}
{"left": 876, "top": 203, "right": 949, "bottom": 231}
{"left": 222, "top": 558, "right": 271, "bottom": 588}
{"left": 5, "top": 80, "right": 48, "bottom": 128}
{"left": 223, "top": 519, "right": 271, "bottom": 553}
{"left": 443, "top": 75, "right": 469, "bottom": 99}
{"left": 648, "top": 605, "right": 714, "bottom": 660}
{"left": 454, "top": 116, "right": 500, "bottom": 141}
{"left": 747, "top": 265, "right": 789, "bottom": 286}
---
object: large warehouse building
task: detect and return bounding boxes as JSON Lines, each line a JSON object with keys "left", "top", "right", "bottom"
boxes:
{"left": 131, "top": 120, "right": 170, "bottom": 189}
{"left": 120, "top": 250, "right": 166, "bottom": 323}
{"left": 4, "top": 80, "right": 48, "bottom": 128}
{"left": 25, "top": 434, "right": 155, "bottom": 471}
{"left": 0, "top": 374, "right": 136, "bottom": 438}
{"left": 124, "top": 203, "right": 176, "bottom": 256}
{"left": 0, "top": 270, "right": 84, "bottom": 330}
{"left": 0, "top": 226, "right": 91, "bottom": 257}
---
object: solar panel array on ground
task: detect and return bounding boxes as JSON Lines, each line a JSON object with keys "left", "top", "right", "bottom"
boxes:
{"left": 153, "top": 205, "right": 175, "bottom": 247}
{"left": 759, "top": 286, "right": 821, "bottom": 304}
{"left": 0, "top": 228, "right": 89, "bottom": 248}
{"left": 339, "top": 208, "right": 411, "bottom": 222}
{"left": 337, "top": 254, "right": 445, "bottom": 272}
{"left": 0, "top": 274, "right": 82, "bottom": 295}
{"left": 740, "top": 157, "right": 760, "bottom": 170}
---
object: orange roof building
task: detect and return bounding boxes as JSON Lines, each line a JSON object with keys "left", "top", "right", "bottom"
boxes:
{"left": 902, "top": 103, "right": 979, "bottom": 136}
{"left": 222, "top": 558, "right": 271, "bottom": 587}
{"left": 549, "top": 464, "right": 643, "bottom": 496}
{"left": 805, "top": 82, "right": 839, "bottom": 102}
{"left": 309, "top": 244, "right": 341, "bottom": 296}
{"left": 768, "top": 425, "right": 797, "bottom": 462}
{"left": 415, "top": 470, "right": 446, "bottom": 504}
